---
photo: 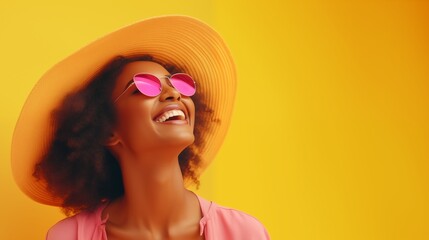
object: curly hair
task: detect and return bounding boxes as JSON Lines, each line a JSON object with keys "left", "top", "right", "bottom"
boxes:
{"left": 33, "top": 55, "right": 212, "bottom": 215}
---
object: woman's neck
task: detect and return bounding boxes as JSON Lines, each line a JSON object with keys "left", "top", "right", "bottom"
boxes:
{"left": 105, "top": 153, "right": 200, "bottom": 236}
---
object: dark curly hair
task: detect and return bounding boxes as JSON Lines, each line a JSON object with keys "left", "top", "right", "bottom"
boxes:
{"left": 33, "top": 55, "right": 212, "bottom": 215}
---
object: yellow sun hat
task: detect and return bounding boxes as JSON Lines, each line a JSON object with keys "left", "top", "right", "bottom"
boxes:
{"left": 11, "top": 15, "right": 236, "bottom": 206}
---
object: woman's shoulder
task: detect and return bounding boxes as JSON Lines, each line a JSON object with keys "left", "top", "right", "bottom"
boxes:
{"left": 46, "top": 214, "right": 79, "bottom": 240}
{"left": 197, "top": 196, "right": 270, "bottom": 239}
{"left": 212, "top": 203, "right": 270, "bottom": 239}
{"left": 46, "top": 205, "right": 107, "bottom": 240}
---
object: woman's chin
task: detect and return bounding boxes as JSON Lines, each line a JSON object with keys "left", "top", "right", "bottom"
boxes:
{"left": 151, "top": 132, "right": 195, "bottom": 151}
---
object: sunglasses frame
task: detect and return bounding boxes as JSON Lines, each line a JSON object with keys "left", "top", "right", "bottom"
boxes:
{"left": 113, "top": 72, "right": 196, "bottom": 103}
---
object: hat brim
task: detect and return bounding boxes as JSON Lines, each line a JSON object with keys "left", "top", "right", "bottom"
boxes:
{"left": 11, "top": 15, "right": 236, "bottom": 206}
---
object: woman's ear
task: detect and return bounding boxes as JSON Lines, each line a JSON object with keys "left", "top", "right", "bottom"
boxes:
{"left": 105, "top": 132, "right": 120, "bottom": 146}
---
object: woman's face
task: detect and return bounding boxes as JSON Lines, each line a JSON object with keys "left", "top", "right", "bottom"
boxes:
{"left": 110, "top": 61, "right": 195, "bottom": 159}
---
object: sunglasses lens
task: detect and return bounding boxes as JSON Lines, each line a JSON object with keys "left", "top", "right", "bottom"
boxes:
{"left": 133, "top": 74, "right": 162, "bottom": 97}
{"left": 170, "top": 73, "right": 196, "bottom": 96}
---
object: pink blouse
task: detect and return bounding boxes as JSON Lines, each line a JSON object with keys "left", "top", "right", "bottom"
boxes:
{"left": 46, "top": 195, "right": 270, "bottom": 239}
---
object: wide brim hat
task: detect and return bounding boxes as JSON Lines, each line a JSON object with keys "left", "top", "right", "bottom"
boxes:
{"left": 11, "top": 15, "right": 236, "bottom": 206}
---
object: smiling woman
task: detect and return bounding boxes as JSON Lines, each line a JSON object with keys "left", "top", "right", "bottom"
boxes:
{"left": 34, "top": 55, "right": 206, "bottom": 214}
{"left": 11, "top": 16, "right": 269, "bottom": 239}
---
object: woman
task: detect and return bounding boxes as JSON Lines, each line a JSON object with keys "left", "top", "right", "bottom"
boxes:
{"left": 11, "top": 16, "right": 269, "bottom": 239}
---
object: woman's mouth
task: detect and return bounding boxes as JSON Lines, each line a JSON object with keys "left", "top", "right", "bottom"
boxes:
{"left": 154, "top": 109, "right": 186, "bottom": 123}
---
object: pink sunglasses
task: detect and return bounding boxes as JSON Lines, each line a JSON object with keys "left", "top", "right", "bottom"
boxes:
{"left": 114, "top": 73, "right": 196, "bottom": 103}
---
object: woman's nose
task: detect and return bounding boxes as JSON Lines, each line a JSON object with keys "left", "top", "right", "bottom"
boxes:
{"left": 159, "top": 79, "right": 181, "bottom": 101}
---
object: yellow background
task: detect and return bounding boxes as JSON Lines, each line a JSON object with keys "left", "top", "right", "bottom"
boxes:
{"left": 1, "top": 0, "right": 428, "bottom": 239}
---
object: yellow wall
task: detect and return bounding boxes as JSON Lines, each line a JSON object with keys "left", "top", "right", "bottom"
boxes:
{"left": 1, "top": 0, "right": 428, "bottom": 239}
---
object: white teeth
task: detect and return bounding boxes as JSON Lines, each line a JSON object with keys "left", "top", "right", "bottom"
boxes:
{"left": 155, "top": 110, "right": 186, "bottom": 123}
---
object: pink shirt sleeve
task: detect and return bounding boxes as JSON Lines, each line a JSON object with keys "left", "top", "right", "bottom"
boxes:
{"left": 208, "top": 206, "right": 270, "bottom": 239}
{"left": 46, "top": 205, "right": 107, "bottom": 240}
{"left": 198, "top": 196, "right": 270, "bottom": 240}
{"left": 46, "top": 217, "right": 78, "bottom": 240}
